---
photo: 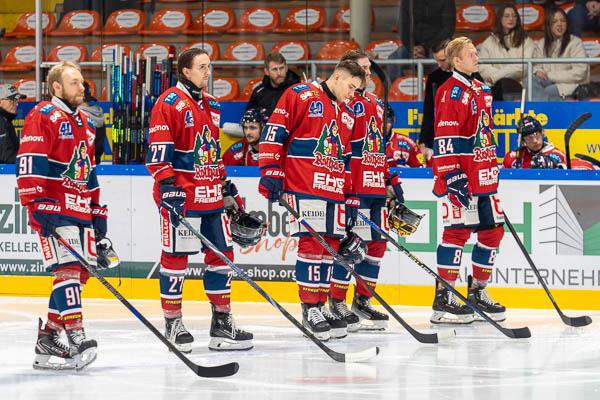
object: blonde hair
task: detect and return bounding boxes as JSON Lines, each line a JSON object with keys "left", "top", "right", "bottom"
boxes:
{"left": 445, "top": 37, "right": 473, "bottom": 68}
{"left": 46, "top": 61, "right": 81, "bottom": 96}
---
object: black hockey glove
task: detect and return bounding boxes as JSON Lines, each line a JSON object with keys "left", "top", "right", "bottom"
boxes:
{"left": 345, "top": 196, "right": 359, "bottom": 231}
{"left": 530, "top": 153, "right": 559, "bottom": 169}
{"left": 222, "top": 179, "right": 245, "bottom": 215}
{"left": 386, "top": 173, "right": 405, "bottom": 204}
{"left": 445, "top": 170, "right": 471, "bottom": 208}
{"left": 159, "top": 180, "right": 186, "bottom": 227}
{"left": 91, "top": 204, "right": 108, "bottom": 240}
{"left": 29, "top": 199, "right": 62, "bottom": 237}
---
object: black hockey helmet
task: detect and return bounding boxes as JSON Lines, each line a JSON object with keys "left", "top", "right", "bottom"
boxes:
{"left": 388, "top": 204, "right": 423, "bottom": 236}
{"left": 230, "top": 211, "right": 266, "bottom": 248}
{"left": 338, "top": 231, "right": 367, "bottom": 265}
{"left": 517, "top": 116, "right": 543, "bottom": 139}
{"left": 96, "top": 237, "right": 120, "bottom": 270}
{"left": 240, "top": 108, "right": 267, "bottom": 126}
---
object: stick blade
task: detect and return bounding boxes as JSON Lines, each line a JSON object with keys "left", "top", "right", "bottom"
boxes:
{"left": 503, "top": 326, "right": 531, "bottom": 339}
{"left": 561, "top": 314, "right": 592, "bottom": 328}
{"left": 194, "top": 362, "right": 239, "bottom": 378}
{"left": 341, "top": 346, "right": 380, "bottom": 363}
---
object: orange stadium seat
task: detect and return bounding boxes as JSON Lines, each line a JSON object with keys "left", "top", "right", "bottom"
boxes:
{"left": 139, "top": 9, "right": 191, "bottom": 35}
{"left": 49, "top": 10, "right": 100, "bottom": 36}
{"left": 271, "top": 40, "right": 310, "bottom": 61}
{"left": 90, "top": 43, "right": 132, "bottom": 64}
{"left": 211, "top": 77, "right": 240, "bottom": 101}
{"left": 5, "top": 12, "right": 55, "bottom": 37}
{"left": 47, "top": 44, "right": 88, "bottom": 63}
{"left": 366, "top": 40, "right": 403, "bottom": 60}
{"left": 98, "top": 9, "right": 145, "bottom": 35}
{"left": 366, "top": 76, "right": 384, "bottom": 98}
{"left": 229, "top": 7, "right": 280, "bottom": 33}
{"left": 275, "top": 6, "right": 325, "bottom": 33}
{"left": 317, "top": 40, "right": 360, "bottom": 60}
{"left": 456, "top": 5, "right": 494, "bottom": 31}
{"left": 390, "top": 77, "right": 424, "bottom": 101}
{"left": 583, "top": 38, "right": 600, "bottom": 57}
{"left": 13, "top": 79, "right": 37, "bottom": 101}
{"left": 135, "top": 43, "right": 176, "bottom": 62}
{"left": 518, "top": 5, "right": 544, "bottom": 30}
{"left": 181, "top": 41, "right": 220, "bottom": 60}
{"left": 185, "top": 8, "right": 235, "bottom": 34}
{"left": 222, "top": 41, "right": 265, "bottom": 63}
{"left": 0, "top": 45, "right": 38, "bottom": 71}
{"left": 320, "top": 6, "right": 374, "bottom": 32}
{"left": 239, "top": 77, "right": 263, "bottom": 101}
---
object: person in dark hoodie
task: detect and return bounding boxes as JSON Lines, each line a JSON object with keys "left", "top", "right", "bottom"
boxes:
{"left": 0, "top": 83, "right": 26, "bottom": 164}
{"left": 78, "top": 81, "right": 106, "bottom": 164}
{"left": 245, "top": 52, "right": 301, "bottom": 119}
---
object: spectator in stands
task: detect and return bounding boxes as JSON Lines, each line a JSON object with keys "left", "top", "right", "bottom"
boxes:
{"left": 478, "top": 4, "right": 536, "bottom": 101}
{"left": 0, "top": 84, "right": 26, "bottom": 164}
{"left": 246, "top": 52, "right": 300, "bottom": 119}
{"left": 532, "top": 7, "right": 589, "bottom": 100}
{"left": 568, "top": 0, "right": 600, "bottom": 37}
{"left": 388, "top": 0, "right": 456, "bottom": 79}
{"left": 78, "top": 82, "right": 106, "bottom": 164}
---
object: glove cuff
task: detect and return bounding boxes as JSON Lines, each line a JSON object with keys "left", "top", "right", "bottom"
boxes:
{"left": 262, "top": 168, "right": 285, "bottom": 179}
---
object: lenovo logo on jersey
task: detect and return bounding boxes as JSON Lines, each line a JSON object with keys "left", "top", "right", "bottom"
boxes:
{"left": 313, "top": 172, "right": 344, "bottom": 194}
{"left": 64, "top": 193, "right": 91, "bottom": 213}
{"left": 473, "top": 146, "right": 497, "bottom": 162}
{"left": 149, "top": 125, "right": 169, "bottom": 135}
{"left": 194, "top": 185, "right": 222, "bottom": 204}
{"left": 437, "top": 120, "right": 459, "bottom": 127}
{"left": 478, "top": 167, "right": 499, "bottom": 186}
{"left": 20, "top": 135, "right": 44, "bottom": 143}
{"left": 273, "top": 108, "right": 289, "bottom": 118}
{"left": 363, "top": 171, "right": 385, "bottom": 188}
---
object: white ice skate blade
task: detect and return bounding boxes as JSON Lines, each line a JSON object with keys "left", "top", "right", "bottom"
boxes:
{"left": 75, "top": 348, "right": 97, "bottom": 371}
{"left": 474, "top": 311, "right": 506, "bottom": 322}
{"left": 346, "top": 322, "right": 360, "bottom": 333}
{"left": 430, "top": 311, "right": 475, "bottom": 325}
{"left": 357, "top": 319, "right": 387, "bottom": 331}
{"left": 33, "top": 354, "right": 78, "bottom": 371}
{"left": 208, "top": 337, "right": 254, "bottom": 352}
{"left": 344, "top": 346, "right": 380, "bottom": 363}
{"left": 329, "top": 327, "right": 348, "bottom": 339}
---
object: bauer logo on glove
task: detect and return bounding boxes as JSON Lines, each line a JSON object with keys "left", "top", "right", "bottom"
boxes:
{"left": 388, "top": 204, "right": 423, "bottom": 236}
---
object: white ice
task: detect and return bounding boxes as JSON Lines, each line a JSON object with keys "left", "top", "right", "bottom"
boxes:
{"left": 1, "top": 297, "right": 600, "bottom": 400}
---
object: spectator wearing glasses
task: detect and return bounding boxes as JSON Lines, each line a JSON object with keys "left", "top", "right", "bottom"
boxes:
{"left": 0, "top": 84, "right": 26, "bottom": 164}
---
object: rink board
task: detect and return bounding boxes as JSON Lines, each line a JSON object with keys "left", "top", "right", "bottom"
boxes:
{"left": 1, "top": 166, "right": 599, "bottom": 309}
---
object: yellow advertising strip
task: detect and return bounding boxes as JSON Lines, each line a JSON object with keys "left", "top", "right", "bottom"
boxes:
{"left": 1, "top": 276, "right": 598, "bottom": 310}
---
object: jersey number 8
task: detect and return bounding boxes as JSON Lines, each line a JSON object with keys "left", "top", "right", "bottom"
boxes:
{"left": 437, "top": 139, "right": 455, "bottom": 155}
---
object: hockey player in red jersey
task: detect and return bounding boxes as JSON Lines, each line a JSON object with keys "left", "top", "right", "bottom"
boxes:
{"left": 258, "top": 60, "right": 366, "bottom": 341}
{"left": 17, "top": 61, "right": 108, "bottom": 370}
{"left": 328, "top": 50, "right": 406, "bottom": 331}
{"left": 146, "top": 48, "right": 254, "bottom": 353}
{"left": 503, "top": 116, "right": 567, "bottom": 169}
{"left": 431, "top": 37, "right": 506, "bottom": 324}
{"left": 385, "top": 104, "right": 427, "bottom": 168}
{"left": 222, "top": 108, "right": 265, "bottom": 166}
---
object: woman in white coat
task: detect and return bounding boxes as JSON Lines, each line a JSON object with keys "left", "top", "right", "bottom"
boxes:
{"left": 532, "top": 7, "right": 590, "bottom": 101}
{"left": 478, "top": 4, "right": 536, "bottom": 100}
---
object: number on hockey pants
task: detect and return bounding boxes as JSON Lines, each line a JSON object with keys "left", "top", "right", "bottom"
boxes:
{"left": 488, "top": 249, "right": 497, "bottom": 264}
{"left": 453, "top": 249, "right": 462, "bottom": 264}
{"left": 168, "top": 276, "right": 184, "bottom": 293}
{"left": 65, "top": 286, "right": 81, "bottom": 307}
{"left": 226, "top": 271, "right": 232, "bottom": 288}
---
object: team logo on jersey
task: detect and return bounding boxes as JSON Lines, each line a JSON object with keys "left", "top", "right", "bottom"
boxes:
{"left": 353, "top": 101, "right": 365, "bottom": 117}
{"left": 185, "top": 110, "right": 194, "bottom": 127}
{"left": 473, "top": 110, "right": 497, "bottom": 162}
{"left": 61, "top": 141, "right": 92, "bottom": 192}
{"left": 313, "top": 120, "right": 345, "bottom": 173}
{"left": 308, "top": 101, "right": 323, "bottom": 117}
{"left": 361, "top": 116, "right": 386, "bottom": 168}
{"left": 193, "top": 125, "right": 219, "bottom": 180}
{"left": 58, "top": 121, "right": 73, "bottom": 139}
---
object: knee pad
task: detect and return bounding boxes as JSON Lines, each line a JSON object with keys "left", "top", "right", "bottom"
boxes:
{"left": 477, "top": 225, "right": 504, "bottom": 248}
{"left": 442, "top": 227, "right": 472, "bottom": 247}
{"left": 204, "top": 249, "right": 234, "bottom": 268}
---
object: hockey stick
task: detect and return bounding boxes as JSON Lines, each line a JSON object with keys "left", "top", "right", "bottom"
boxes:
{"left": 369, "top": 58, "right": 390, "bottom": 138}
{"left": 503, "top": 215, "right": 592, "bottom": 327}
{"left": 170, "top": 212, "right": 379, "bottom": 363}
{"left": 52, "top": 232, "right": 239, "bottom": 378}
{"left": 564, "top": 112, "right": 592, "bottom": 169}
{"left": 575, "top": 153, "right": 600, "bottom": 168}
{"left": 279, "top": 198, "right": 454, "bottom": 344}
{"left": 357, "top": 211, "right": 532, "bottom": 339}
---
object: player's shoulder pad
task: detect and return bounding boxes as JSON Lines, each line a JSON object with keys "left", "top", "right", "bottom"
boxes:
{"left": 37, "top": 102, "right": 56, "bottom": 115}
{"left": 291, "top": 83, "right": 311, "bottom": 93}
{"left": 162, "top": 91, "right": 180, "bottom": 106}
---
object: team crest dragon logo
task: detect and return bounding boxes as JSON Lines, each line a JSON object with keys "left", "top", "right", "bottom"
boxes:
{"left": 473, "top": 110, "right": 497, "bottom": 162}
{"left": 362, "top": 116, "right": 386, "bottom": 167}
{"left": 193, "top": 125, "right": 219, "bottom": 180}
{"left": 313, "top": 120, "right": 345, "bottom": 173}
{"left": 61, "top": 141, "right": 91, "bottom": 192}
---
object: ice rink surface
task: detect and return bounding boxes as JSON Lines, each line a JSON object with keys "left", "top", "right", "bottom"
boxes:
{"left": 1, "top": 297, "right": 600, "bottom": 400}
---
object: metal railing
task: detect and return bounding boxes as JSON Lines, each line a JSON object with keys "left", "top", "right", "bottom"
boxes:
{"left": 39, "top": 57, "right": 600, "bottom": 102}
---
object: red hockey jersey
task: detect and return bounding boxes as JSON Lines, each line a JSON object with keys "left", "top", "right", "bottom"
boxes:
{"left": 16, "top": 97, "right": 99, "bottom": 223}
{"left": 432, "top": 72, "right": 498, "bottom": 197}
{"left": 222, "top": 139, "right": 259, "bottom": 166}
{"left": 259, "top": 81, "right": 352, "bottom": 203}
{"left": 347, "top": 90, "right": 388, "bottom": 198}
{"left": 146, "top": 83, "right": 226, "bottom": 213}
{"left": 502, "top": 143, "right": 567, "bottom": 169}
{"left": 387, "top": 133, "right": 426, "bottom": 168}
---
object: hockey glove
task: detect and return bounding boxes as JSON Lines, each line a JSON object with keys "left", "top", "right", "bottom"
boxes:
{"left": 445, "top": 170, "right": 471, "bottom": 209}
{"left": 530, "top": 153, "right": 559, "bottom": 169}
{"left": 345, "top": 196, "right": 360, "bottom": 231}
{"left": 386, "top": 174, "right": 404, "bottom": 204}
{"left": 29, "top": 199, "right": 62, "bottom": 238}
{"left": 258, "top": 168, "right": 284, "bottom": 202}
{"left": 91, "top": 204, "right": 108, "bottom": 240}
{"left": 222, "top": 179, "right": 245, "bottom": 214}
{"left": 159, "top": 182, "right": 186, "bottom": 227}
{"left": 96, "top": 236, "right": 120, "bottom": 270}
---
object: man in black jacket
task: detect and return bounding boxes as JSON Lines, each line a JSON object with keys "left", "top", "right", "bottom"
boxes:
{"left": 0, "top": 84, "right": 26, "bottom": 164}
{"left": 246, "top": 52, "right": 300, "bottom": 119}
